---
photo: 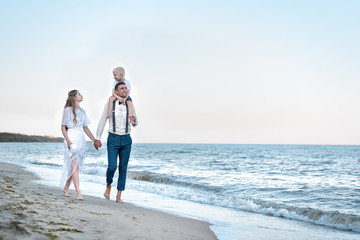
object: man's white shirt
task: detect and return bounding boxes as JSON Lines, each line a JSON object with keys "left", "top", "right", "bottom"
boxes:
{"left": 96, "top": 100, "right": 138, "bottom": 140}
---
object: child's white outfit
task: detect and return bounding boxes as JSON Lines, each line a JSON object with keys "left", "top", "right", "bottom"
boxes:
{"left": 113, "top": 79, "right": 131, "bottom": 90}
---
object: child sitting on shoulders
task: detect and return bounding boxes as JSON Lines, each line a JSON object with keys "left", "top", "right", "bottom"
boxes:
{"left": 107, "top": 66, "right": 136, "bottom": 124}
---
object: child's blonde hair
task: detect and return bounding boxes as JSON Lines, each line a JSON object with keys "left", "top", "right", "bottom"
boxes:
{"left": 113, "top": 66, "right": 125, "bottom": 74}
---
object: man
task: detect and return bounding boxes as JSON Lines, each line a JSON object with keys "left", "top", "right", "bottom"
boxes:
{"left": 94, "top": 82, "right": 138, "bottom": 203}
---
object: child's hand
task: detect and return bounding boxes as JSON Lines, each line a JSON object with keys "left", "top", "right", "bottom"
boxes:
{"left": 109, "top": 96, "right": 116, "bottom": 101}
{"left": 116, "top": 96, "right": 126, "bottom": 104}
{"left": 112, "top": 89, "right": 126, "bottom": 103}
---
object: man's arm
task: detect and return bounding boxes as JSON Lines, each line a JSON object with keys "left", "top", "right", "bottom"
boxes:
{"left": 132, "top": 105, "right": 138, "bottom": 127}
{"left": 96, "top": 102, "right": 109, "bottom": 140}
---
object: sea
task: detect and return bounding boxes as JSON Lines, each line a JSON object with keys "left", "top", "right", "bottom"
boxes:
{"left": 0, "top": 142, "right": 359, "bottom": 240}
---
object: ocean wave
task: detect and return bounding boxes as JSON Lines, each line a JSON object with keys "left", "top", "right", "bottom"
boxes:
{"left": 30, "top": 161, "right": 62, "bottom": 167}
{"left": 129, "top": 170, "right": 360, "bottom": 233}
{"left": 232, "top": 197, "right": 360, "bottom": 233}
{"left": 127, "top": 170, "right": 360, "bottom": 233}
{"left": 82, "top": 167, "right": 103, "bottom": 175}
{"left": 127, "top": 171, "right": 223, "bottom": 192}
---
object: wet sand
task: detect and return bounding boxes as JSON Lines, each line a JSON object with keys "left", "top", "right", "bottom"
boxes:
{"left": 0, "top": 162, "right": 217, "bottom": 240}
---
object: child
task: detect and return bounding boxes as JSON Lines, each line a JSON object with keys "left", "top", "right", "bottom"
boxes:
{"left": 107, "top": 66, "right": 136, "bottom": 124}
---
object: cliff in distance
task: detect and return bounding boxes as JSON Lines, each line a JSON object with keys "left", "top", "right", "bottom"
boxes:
{"left": 0, "top": 132, "right": 63, "bottom": 142}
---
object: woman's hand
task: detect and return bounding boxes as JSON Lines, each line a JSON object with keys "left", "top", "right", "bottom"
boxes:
{"left": 94, "top": 140, "right": 102, "bottom": 150}
{"left": 67, "top": 140, "right": 73, "bottom": 150}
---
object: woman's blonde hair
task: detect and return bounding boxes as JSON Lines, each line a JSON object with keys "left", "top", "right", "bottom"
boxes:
{"left": 64, "top": 90, "right": 78, "bottom": 125}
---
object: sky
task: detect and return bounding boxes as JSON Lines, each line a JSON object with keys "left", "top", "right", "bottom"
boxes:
{"left": 0, "top": 0, "right": 359, "bottom": 144}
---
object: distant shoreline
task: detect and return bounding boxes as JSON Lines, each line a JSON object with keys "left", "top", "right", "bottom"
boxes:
{"left": 0, "top": 132, "right": 63, "bottom": 142}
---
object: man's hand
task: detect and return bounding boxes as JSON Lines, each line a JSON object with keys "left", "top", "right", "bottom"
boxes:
{"left": 94, "top": 140, "right": 102, "bottom": 150}
{"left": 130, "top": 116, "right": 137, "bottom": 126}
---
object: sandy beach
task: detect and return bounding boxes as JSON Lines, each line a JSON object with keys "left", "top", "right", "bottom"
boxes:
{"left": 0, "top": 162, "right": 217, "bottom": 240}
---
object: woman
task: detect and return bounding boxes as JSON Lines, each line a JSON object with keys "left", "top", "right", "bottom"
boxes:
{"left": 61, "top": 90, "right": 96, "bottom": 200}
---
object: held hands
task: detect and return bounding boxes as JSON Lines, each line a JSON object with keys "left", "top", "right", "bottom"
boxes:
{"left": 94, "top": 140, "right": 102, "bottom": 150}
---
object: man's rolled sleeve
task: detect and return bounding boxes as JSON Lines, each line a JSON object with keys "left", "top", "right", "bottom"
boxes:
{"left": 96, "top": 103, "right": 109, "bottom": 140}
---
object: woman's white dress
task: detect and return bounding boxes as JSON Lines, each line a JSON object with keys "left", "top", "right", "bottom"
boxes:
{"left": 60, "top": 106, "right": 90, "bottom": 187}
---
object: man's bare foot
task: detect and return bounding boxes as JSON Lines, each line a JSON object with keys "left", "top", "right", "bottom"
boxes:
{"left": 103, "top": 193, "right": 110, "bottom": 199}
{"left": 104, "top": 184, "right": 111, "bottom": 200}
{"left": 62, "top": 189, "right": 70, "bottom": 197}
{"left": 115, "top": 190, "right": 124, "bottom": 204}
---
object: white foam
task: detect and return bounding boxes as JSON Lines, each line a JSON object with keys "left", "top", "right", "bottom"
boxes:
{"left": 26, "top": 165, "right": 360, "bottom": 240}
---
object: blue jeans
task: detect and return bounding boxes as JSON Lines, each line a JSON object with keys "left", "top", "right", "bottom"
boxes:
{"left": 106, "top": 133, "right": 132, "bottom": 191}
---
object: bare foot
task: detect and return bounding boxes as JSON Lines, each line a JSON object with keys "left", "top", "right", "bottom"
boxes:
{"left": 103, "top": 193, "right": 110, "bottom": 200}
{"left": 76, "top": 193, "right": 84, "bottom": 200}
{"left": 62, "top": 189, "right": 70, "bottom": 197}
{"left": 115, "top": 190, "right": 124, "bottom": 204}
{"left": 104, "top": 185, "right": 111, "bottom": 200}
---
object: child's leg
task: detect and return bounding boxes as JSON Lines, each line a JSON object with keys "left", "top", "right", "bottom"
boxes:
{"left": 126, "top": 100, "right": 136, "bottom": 124}
{"left": 107, "top": 96, "right": 116, "bottom": 118}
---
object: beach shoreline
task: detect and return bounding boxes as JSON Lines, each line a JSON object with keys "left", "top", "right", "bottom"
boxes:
{"left": 0, "top": 162, "right": 217, "bottom": 240}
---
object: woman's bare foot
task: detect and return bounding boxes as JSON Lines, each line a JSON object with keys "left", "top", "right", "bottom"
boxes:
{"left": 62, "top": 189, "right": 70, "bottom": 197}
{"left": 76, "top": 193, "right": 83, "bottom": 200}
{"left": 104, "top": 184, "right": 111, "bottom": 200}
